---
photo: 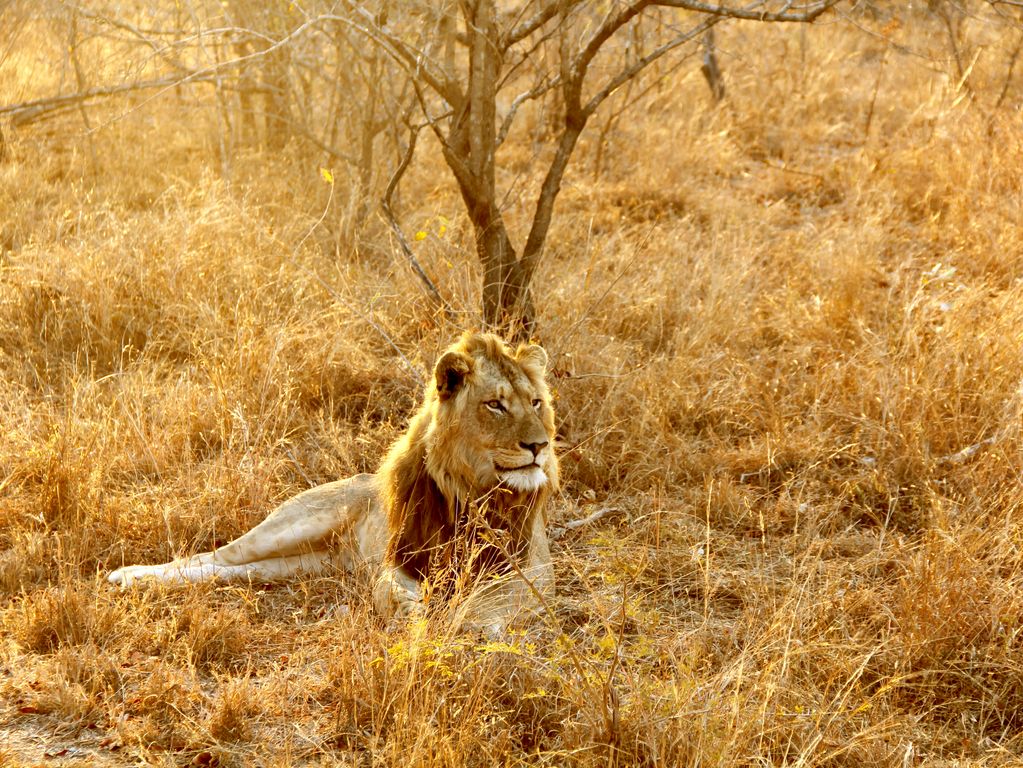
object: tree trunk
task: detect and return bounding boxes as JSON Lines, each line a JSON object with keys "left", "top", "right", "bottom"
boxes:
{"left": 475, "top": 217, "right": 535, "bottom": 336}
{"left": 458, "top": 0, "right": 538, "bottom": 336}
{"left": 264, "top": 44, "right": 291, "bottom": 150}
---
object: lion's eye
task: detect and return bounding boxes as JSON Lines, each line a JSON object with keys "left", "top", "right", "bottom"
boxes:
{"left": 484, "top": 400, "right": 506, "bottom": 414}
{"left": 532, "top": 398, "right": 542, "bottom": 411}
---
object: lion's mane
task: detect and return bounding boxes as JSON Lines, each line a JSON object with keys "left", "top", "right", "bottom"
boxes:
{"left": 378, "top": 332, "right": 558, "bottom": 589}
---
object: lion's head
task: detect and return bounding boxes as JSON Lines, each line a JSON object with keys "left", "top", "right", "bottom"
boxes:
{"left": 380, "top": 332, "right": 558, "bottom": 580}
{"left": 427, "top": 333, "right": 558, "bottom": 497}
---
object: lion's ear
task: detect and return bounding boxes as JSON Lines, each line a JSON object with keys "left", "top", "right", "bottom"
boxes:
{"left": 516, "top": 344, "right": 548, "bottom": 375}
{"left": 435, "top": 350, "right": 472, "bottom": 400}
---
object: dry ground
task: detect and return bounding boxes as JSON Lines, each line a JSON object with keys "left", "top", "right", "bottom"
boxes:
{"left": 3, "top": 3, "right": 1023, "bottom": 766}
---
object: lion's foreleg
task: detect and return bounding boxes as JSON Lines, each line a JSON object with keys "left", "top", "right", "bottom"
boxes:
{"left": 371, "top": 566, "right": 424, "bottom": 623}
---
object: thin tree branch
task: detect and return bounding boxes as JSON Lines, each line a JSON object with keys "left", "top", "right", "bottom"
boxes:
{"left": 584, "top": 16, "right": 720, "bottom": 117}
{"left": 502, "top": 1, "right": 578, "bottom": 51}
{"left": 408, "top": 74, "right": 484, "bottom": 209}
{"left": 335, "top": 7, "right": 464, "bottom": 108}
{"left": 7, "top": 13, "right": 335, "bottom": 131}
{"left": 497, "top": 15, "right": 564, "bottom": 93}
{"left": 573, "top": 1, "right": 655, "bottom": 99}
{"left": 654, "top": 0, "right": 840, "bottom": 22}
{"left": 381, "top": 121, "right": 451, "bottom": 314}
{"left": 519, "top": 123, "right": 583, "bottom": 280}
{"left": 0, "top": 74, "right": 217, "bottom": 125}
{"left": 496, "top": 74, "right": 561, "bottom": 148}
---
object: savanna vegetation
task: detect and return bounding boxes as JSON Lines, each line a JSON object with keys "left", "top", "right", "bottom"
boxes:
{"left": 2, "top": 1, "right": 1023, "bottom": 765}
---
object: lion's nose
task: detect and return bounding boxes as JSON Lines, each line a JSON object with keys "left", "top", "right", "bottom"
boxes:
{"left": 521, "top": 440, "right": 548, "bottom": 457}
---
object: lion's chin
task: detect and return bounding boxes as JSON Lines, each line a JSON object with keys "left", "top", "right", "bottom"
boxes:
{"left": 497, "top": 465, "right": 548, "bottom": 493}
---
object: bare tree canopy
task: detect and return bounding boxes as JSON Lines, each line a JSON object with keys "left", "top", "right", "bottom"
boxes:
{"left": 2, "top": 0, "right": 842, "bottom": 334}
{"left": 338, "top": 0, "right": 840, "bottom": 332}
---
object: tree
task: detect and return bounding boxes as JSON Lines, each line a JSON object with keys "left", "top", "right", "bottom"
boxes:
{"left": 343, "top": 0, "right": 838, "bottom": 335}
{"left": 0, "top": 0, "right": 839, "bottom": 336}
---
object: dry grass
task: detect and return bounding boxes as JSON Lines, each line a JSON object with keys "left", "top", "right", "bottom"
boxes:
{"left": 3, "top": 3, "right": 1023, "bottom": 766}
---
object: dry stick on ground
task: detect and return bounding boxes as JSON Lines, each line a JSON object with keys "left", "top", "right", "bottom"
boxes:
{"left": 935, "top": 378, "right": 1023, "bottom": 465}
{"left": 549, "top": 507, "right": 622, "bottom": 540}
{"left": 935, "top": 436, "right": 1000, "bottom": 465}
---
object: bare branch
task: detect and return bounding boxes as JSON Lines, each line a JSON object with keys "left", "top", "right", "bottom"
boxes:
{"left": 408, "top": 75, "right": 485, "bottom": 208}
{"left": 497, "top": 12, "right": 565, "bottom": 92}
{"left": 518, "top": 0, "right": 840, "bottom": 286}
{"left": 496, "top": 75, "right": 561, "bottom": 148}
{"left": 381, "top": 121, "right": 451, "bottom": 313}
{"left": 573, "top": 1, "right": 655, "bottom": 102}
{"left": 935, "top": 437, "right": 999, "bottom": 465}
{"left": 572, "top": 0, "right": 837, "bottom": 99}
{"left": 653, "top": 0, "right": 840, "bottom": 22}
{"left": 502, "top": 1, "right": 570, "bottom": 51}
{"left": 550, "top": 507, "right": 623, "bottom": 540}
{"left": 0, "top": 75, "right": 217, "bottom": 126}
{"left": 584, "top": 17, "right": 719, "bottom": 117}
{"left": 335, "top": 7, "right": 463, "bottom": 108}
{"left": 519, "top": 123, "right": 583, "bottom": 280}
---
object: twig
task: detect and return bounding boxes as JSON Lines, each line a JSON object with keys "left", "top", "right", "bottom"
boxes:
{"left": 935, "top": 436, "right": 999, "bottom": 465}
{"left": 759, "top": 158, "right": 826, "bottom": 181}
{"left": 2, "top": 12, "right": 331, "bottom": 127}
{"left": 380, "top": 121, "right": 451, "bottom": 314}
{"left": 864, "top": 39, "right": 889, "bottom": 138}
{"left": 995, "top": 30, "right": 1023, "bottom": 109}
{"left": 502, "top": 1, "right": 564, "bottom": 51}
{"left": 0, "top": 75, "right": 217, "bottom": 126}
{"left": 583, "top": 17, "right": 719, "bottom": 117}
{"left": 656, "top": 0, "right": 838, "bottom": 23}
{"left": 935, "top": 379, "right": 1023, "bottom": 465}
{"left": 556, "top": 362, "right": 653, "bottom": 381}
{"left": 496, "top": 75, "right": 561, "bottom": 148}
{"left": 550, "top": 506, "right": 622, "bottom": 540}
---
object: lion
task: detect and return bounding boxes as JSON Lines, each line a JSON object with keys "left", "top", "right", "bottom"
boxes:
{"left": 108, "top": 332, "right": 558, "bottom": 631}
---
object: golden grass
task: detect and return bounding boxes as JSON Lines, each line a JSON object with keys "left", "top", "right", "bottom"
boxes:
{"left": 3, "top": 4, "right": 1023, "bottom": 765}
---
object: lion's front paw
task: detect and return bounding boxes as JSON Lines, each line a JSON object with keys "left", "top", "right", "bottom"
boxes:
{"left": 108, "top": 561, "right": 198, "bottom": 587}
{"left": 108, "top": 564, "right": 161, "bottom": 587}
{"left": 392, "top": 591, "right": 426, "bottom": 623}
{"left": 372, "top": 567, "right": 424, "bottom": 625}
